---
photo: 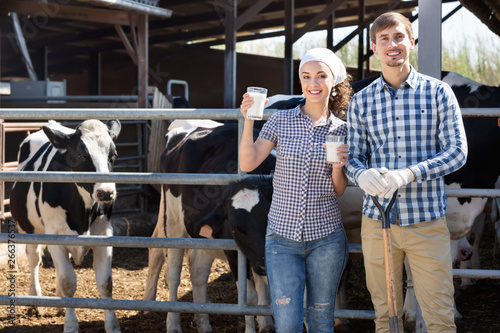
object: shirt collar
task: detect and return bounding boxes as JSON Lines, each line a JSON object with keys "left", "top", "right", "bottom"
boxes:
{"left": 376, "top": 65, "right": 418, "bottom": 92}
{"left": 295, "top": 105, "right": 335, "bottom": 125}
{"left": 293, "top": 104, "right": 303, "bottom": 117}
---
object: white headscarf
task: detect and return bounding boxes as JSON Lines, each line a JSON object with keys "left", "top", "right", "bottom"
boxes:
{"left": 299, "top": 48, "right": 347, "bottom": 86}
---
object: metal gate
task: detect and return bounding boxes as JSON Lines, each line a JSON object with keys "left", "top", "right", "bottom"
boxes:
{"left": 1, "top": 107, "right": 499, "bottom": 322}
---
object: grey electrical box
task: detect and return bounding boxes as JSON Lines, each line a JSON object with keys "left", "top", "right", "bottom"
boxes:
{"left": 10, "top": 79, "right": 66, "bottom": 103}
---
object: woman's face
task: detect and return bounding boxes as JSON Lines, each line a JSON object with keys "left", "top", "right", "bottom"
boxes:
{"left": 299, "top": 61, "right": 335, "bottom": 105}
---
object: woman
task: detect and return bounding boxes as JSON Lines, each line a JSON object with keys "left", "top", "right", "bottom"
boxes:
{"left": 239, "top": 48, "right": 353, "bottom": 332}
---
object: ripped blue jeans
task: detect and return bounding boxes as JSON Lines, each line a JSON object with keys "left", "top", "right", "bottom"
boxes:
{"left": 265, "top": 227, "right": 348, "bottom": 333}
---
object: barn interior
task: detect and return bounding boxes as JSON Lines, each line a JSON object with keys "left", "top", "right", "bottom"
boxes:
{"left": 1, "top": 0, "right": 500, "bottom": 219}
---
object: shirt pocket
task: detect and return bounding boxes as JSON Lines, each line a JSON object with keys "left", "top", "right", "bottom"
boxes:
{"left": 311, "top": 139, "right": 326, "bottom": 159}
{"left": 278, "top": 136, "right": 302, "bottom": 158}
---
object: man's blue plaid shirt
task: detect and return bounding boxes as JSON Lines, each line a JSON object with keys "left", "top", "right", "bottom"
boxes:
{"left": 345, "top": 68, "right": 468, "bottom": 226}
{"left": 259, "top": 105, "right": 346, "bottom": 241}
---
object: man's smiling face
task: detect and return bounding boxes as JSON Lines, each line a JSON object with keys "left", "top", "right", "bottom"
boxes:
{"left": 372, "top": 22, "right": 415, "bottom": 69}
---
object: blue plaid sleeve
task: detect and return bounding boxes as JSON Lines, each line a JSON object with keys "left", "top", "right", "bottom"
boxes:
{"left": 346, "top": 92, "right": 370, "bottom": 185}
{"left": 409, "top": 82, "right": 468, "bottom": 181}
{"left": 259, "top": 112, "right": 279, "bottom": 145}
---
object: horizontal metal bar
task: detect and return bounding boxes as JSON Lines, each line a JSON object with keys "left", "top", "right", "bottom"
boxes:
{"left": 0, "top": 171, "right": 262, "bottom": 185}
{"left": 336, "top": 309, "right": 375, "bottom": 320}
{"left": 0, "top": 296, "right": 271, "bottom": 316}
{"left": 452, "top": 269, "right": 500, "bottom": 279}
{"left": 0, "top": 108, "right": 497, "bottom": 120}
{"left": 0, "top": 234, "right": 239, "bottom": 251}
{"left": 1, "top": 95, "right": 140, "bottom": 101}
{"left": 1, "top": 171, "right": 498, "bottom": 198}
{"left": 0, "top": 233, "right": 362, "bottom": 255}
{"left": 4, "top": 273, "right": 496, "bottom": 316}
{"left": 348, "top": 243, "right": 362, "bottom": 253}
{"left": 460, "top": 108, "right": 500, "bottom": 117}
{"left": 445, "top": 188, "right": 500, "bottom": 198}
{"left": 0, "top": 295, "right": 375, "bottom": 319}
{"left": 0, "top": 109, "right": 269, "bottom": 121}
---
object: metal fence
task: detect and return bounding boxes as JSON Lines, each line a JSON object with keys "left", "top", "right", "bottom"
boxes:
{"left": 1, "top": 107, "right": 499, "bottom": 322}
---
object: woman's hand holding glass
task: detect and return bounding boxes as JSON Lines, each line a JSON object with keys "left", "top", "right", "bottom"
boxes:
{"left": 240, "top": 92, "right": 268, "bottom": 119}
{"left": 323, "top": 143, "right": 349, "bottom": 169}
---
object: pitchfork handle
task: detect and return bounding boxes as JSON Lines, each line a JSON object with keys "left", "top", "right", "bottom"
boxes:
{"left": 371, "top": 191, "right": 399, "bottom": 333}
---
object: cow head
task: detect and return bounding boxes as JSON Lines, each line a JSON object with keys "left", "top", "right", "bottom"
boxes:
{"left": 195, "top": 176, "right": 273, "bottom": 277}
{"left": 43, "top": 119, "right": 121, "bottom": 203}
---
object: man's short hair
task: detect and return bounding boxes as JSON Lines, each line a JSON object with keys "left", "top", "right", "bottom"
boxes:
{"left": 370, "top": 12, "right": 414, "bottom": 44}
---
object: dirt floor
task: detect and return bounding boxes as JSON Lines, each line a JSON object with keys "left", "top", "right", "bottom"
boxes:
{"left": 0, "top": 218, "right": 499, "bottom": 333}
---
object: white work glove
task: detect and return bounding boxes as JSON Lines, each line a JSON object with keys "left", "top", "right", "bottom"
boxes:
{"left": 380, "top": 168, "right": 414, "bottom": 199}
{"left": 357, "top": 168, "right": 389, "bottom": 197}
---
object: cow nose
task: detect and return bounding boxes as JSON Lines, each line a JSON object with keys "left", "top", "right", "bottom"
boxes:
{"left": 95, "top": 188, "right": 115, "bottom": 202}
{"left": 460, "top": 249, "right": 473, "bottom": 261}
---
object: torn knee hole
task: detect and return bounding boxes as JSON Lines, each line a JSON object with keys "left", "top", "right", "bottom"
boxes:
{"left": 309, "top": 302, "right": 330, "bottom": 311}
{"left": 275, "top": 297, "right": 291, "bottom": 306}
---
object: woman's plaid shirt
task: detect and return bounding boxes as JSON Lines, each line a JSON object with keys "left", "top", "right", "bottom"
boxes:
{"left": 259, "top": 105, "right": 346, "bottom": 241}
{"left": 345, "top": 68, "right": 468, "bottom": 226}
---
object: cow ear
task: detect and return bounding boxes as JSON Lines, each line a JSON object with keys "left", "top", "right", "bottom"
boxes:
{"left": 43, "top": 126, "right": 73, "bottom": 149}
{"left": 199, "top": 225, "right": 213, "bottom": 238}
{"left": 106, "top": 120, "right": 121, "bottom": 141}
{"left": 195, "top": 204, "right": 226, "bottom": 237}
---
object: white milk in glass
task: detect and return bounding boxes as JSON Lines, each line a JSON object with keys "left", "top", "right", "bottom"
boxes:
{"left": 246, "top": 87, "right": 267, "bottom": 120}
{"left": 326, "top": 136, "right": 345, "bottom": 163}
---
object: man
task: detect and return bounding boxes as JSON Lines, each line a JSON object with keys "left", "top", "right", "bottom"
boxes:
{"left": 345, "top": 12, "right": 467, "bottom": 333}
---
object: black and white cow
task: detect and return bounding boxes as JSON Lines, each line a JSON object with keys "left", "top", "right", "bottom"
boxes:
{"left": 9, "top": 120, "right": 121, "bottom": 333}
{"left": 142, "top": 120, "right": 276, "bottom": 333}
{"left": 194, "top": 176, "right": 273, "bottom": 278}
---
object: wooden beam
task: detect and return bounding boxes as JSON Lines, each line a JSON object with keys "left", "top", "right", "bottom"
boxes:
{"left": 294, "top": 0, "right": 347, "bottom": 42}
{"left": 129, "top": 13, "right": 139, "bottom": 58}
{"left": 137, "top": 14, "right": 149, "bottom": 108}
{"left": 357, "top": 0, "right": 365, "bottom": 80}
{"left": 77, "top": 0, "right": 172, "bottom": 18}
{"left": 224, "top": 0, "right": 237, "bottom": 109}
{"left": 326, "top": 0, "right": 335, "bottom": 50}
{"left": 115, "top": 25, "right": 137, "bottom": 64}
{"left": 235, "top": 0, "right": 273, "bottom": 31}
{"left": 0, "top": 0, "right": 130, "bottom": 26}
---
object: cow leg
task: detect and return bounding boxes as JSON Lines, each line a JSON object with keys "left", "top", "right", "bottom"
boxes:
{"left": 239, "top": 277, "right": 257, "bottom": 333}
{"left": 403, "top": 257, "right": 461, "bottom": 331}
{"left": 93, "top": 244, "right": 121, "bottom": 333}
{"left": 26, "top": 243, "right": 42, "bottom": 316}
{"left": 402, "top": 257, "right": 419, "bottom": 331}
{"left": 48, "top": 244, "right": 79, "bottom": 333}
{"left": 189, "top": 249, "right": 215, "bottom": 333}
{"left": 144, "top": 220, "right": 166, "bottom": 303}
{"left": 460, "top": 213, "right": 485, "bottom": 288}
{"left": 165, "top": 246, "right": 185, "bottom": 333}
{"left": 92, "top": 216, "right": 121, "bottom": 333}
{"left": 251, "top": 271, "right": 274, "bottom": 333}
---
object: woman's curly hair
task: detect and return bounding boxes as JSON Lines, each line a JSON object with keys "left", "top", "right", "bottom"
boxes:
{"left": 329, "top": 74, "right": 354, "bottom": 120}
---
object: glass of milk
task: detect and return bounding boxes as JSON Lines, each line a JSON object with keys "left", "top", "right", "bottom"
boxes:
{"left": 246, "top": 87, "right": 267, "bottom": 120}
{"left": 326, "top": 135, "right": 345, "bottom": 163}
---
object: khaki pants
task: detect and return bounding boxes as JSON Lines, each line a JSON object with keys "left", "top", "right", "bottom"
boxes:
{"left": 361, "top": 215, "right": 456, "bottom": 333}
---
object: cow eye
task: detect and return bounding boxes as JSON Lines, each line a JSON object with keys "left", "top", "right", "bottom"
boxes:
{"left": 77, "top": 153, "right": 85, "bottom": 161}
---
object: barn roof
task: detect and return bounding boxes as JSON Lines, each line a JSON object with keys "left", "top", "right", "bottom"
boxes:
{"left": 459, "top": 0, "right": 500, "bottom": 37}
{"left": 1, "top": 0, "right": 499, "bottom": 104}
{"left": 1, "top": 0, "right": 489, "bottom": 78}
